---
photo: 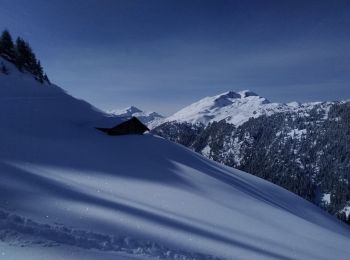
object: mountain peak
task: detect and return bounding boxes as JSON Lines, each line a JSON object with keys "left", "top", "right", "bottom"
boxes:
{"left": 216, "top": 90, "right": 261, "bottom": 100}
{"left": 161, "top": 90, "right": 277, "bottom": 126}
{"left": 218, "top": 91, "right": 241, "bottom": 99}
{"left": 108, "top": 106, "right": 163, "bottom": 128}
{"left": 125, "top": 106, "right": 142, "bottom": 114}
{"left": 238, "top": 90, "right": 259, "bottom": 98}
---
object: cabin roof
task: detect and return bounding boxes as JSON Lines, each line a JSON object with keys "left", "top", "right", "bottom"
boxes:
{"left": 96, "top": 116, "right": 149, "bottom": 135}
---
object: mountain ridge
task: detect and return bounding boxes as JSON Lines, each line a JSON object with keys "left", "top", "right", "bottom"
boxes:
{"left": 153, "top": 90, "right": 342, "bottom": 129}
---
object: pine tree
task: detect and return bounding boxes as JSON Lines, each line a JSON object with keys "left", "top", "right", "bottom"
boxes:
{"left": 15, "top": 37, "right": 35, "bottom": 71}
{"left": 0, "top": 30, "right": 49, "bottom": 84}
{"left": 337, "top": 212, "right": 347, "bottom": 222}
{"left": 43, "top": 73, "right": 50, "bottom": 84}
{"left": 0, "top": 30, "right": 15, "bottom": 61}
{"left": 28, "top": 51, "right": 38, "bottom": 74}
{"left": 0, "top": 62, "right": 9, "bottom": 75}
{"left": 34, "top": 60, "right": 44, "bottom": 82}
{"left": 15, "top": 37, "right": 46, "bottom": 82}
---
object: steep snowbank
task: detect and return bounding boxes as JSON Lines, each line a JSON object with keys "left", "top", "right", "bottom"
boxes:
{"left": 0, "top": 59, "right": 350, "bottom": 259}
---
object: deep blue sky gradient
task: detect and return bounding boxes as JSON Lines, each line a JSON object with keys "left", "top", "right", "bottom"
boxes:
{"left": 1, "top": 0, "right": 349, "bottom": 114}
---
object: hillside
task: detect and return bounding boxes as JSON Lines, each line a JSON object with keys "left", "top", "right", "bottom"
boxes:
{"left": 1, "top": 57, "right": 350, "bottom": 259}
{"left": 153, "top": 91, "right": 350, "bottom": 223}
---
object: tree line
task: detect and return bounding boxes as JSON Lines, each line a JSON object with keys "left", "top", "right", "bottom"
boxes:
{"left": 152, "top": 102, "right": 350, "bottom": 225}
{"left": 0, "top": 29, "right": 49, "bottom": 83}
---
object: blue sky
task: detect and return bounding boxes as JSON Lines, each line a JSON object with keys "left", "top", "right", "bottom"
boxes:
{"left": 1, "top": 0, "right": 349, "bottom": 115}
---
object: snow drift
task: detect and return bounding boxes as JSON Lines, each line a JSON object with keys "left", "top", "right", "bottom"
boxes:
{"left": 0, "top": 58, "right": 350, "bottom": 259}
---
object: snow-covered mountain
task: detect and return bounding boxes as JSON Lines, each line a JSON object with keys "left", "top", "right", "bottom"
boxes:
{"left": 153, "top": 91, "right": 350, "bottom": 225}
{"left": 158, "top": 90, "right": 332, "bottom": 127}
{"left": 109, "top": 106, "right": 164, "bottom": 128}
{"left": 1, "top": 57, "right": 350, "bottom": 260}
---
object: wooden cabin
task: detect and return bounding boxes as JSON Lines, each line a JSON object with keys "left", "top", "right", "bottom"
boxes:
{"left": 96, "top": 117, "right": 149, "bottom": 136}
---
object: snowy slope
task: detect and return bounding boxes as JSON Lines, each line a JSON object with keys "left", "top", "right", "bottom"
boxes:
{"left": 1, "top": 58, "right": 350, "bottom": 260}
{"left": 159, "top": 90, "right": 333, "bottom": 127}
{"left": 109, "top": 106, "right": 164, "bottom": 129}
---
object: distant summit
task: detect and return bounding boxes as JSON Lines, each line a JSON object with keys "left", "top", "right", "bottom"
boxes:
{"left": 219, "top": 90, "right": 260, "bottom": 99}
{"left": 158, "top": 90, "right": 280, "bottom": 126}
{"left": 122, "top": 106, "right": 143, "bottom": 114}
{"left": 155, "top": 90, "right": 333, "bottom": 127}
{"left": 238, "top": 90, "right": 259, "bottom": 98}
{"left": 108, "top": 106, "right": 164, "bottom": 128}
